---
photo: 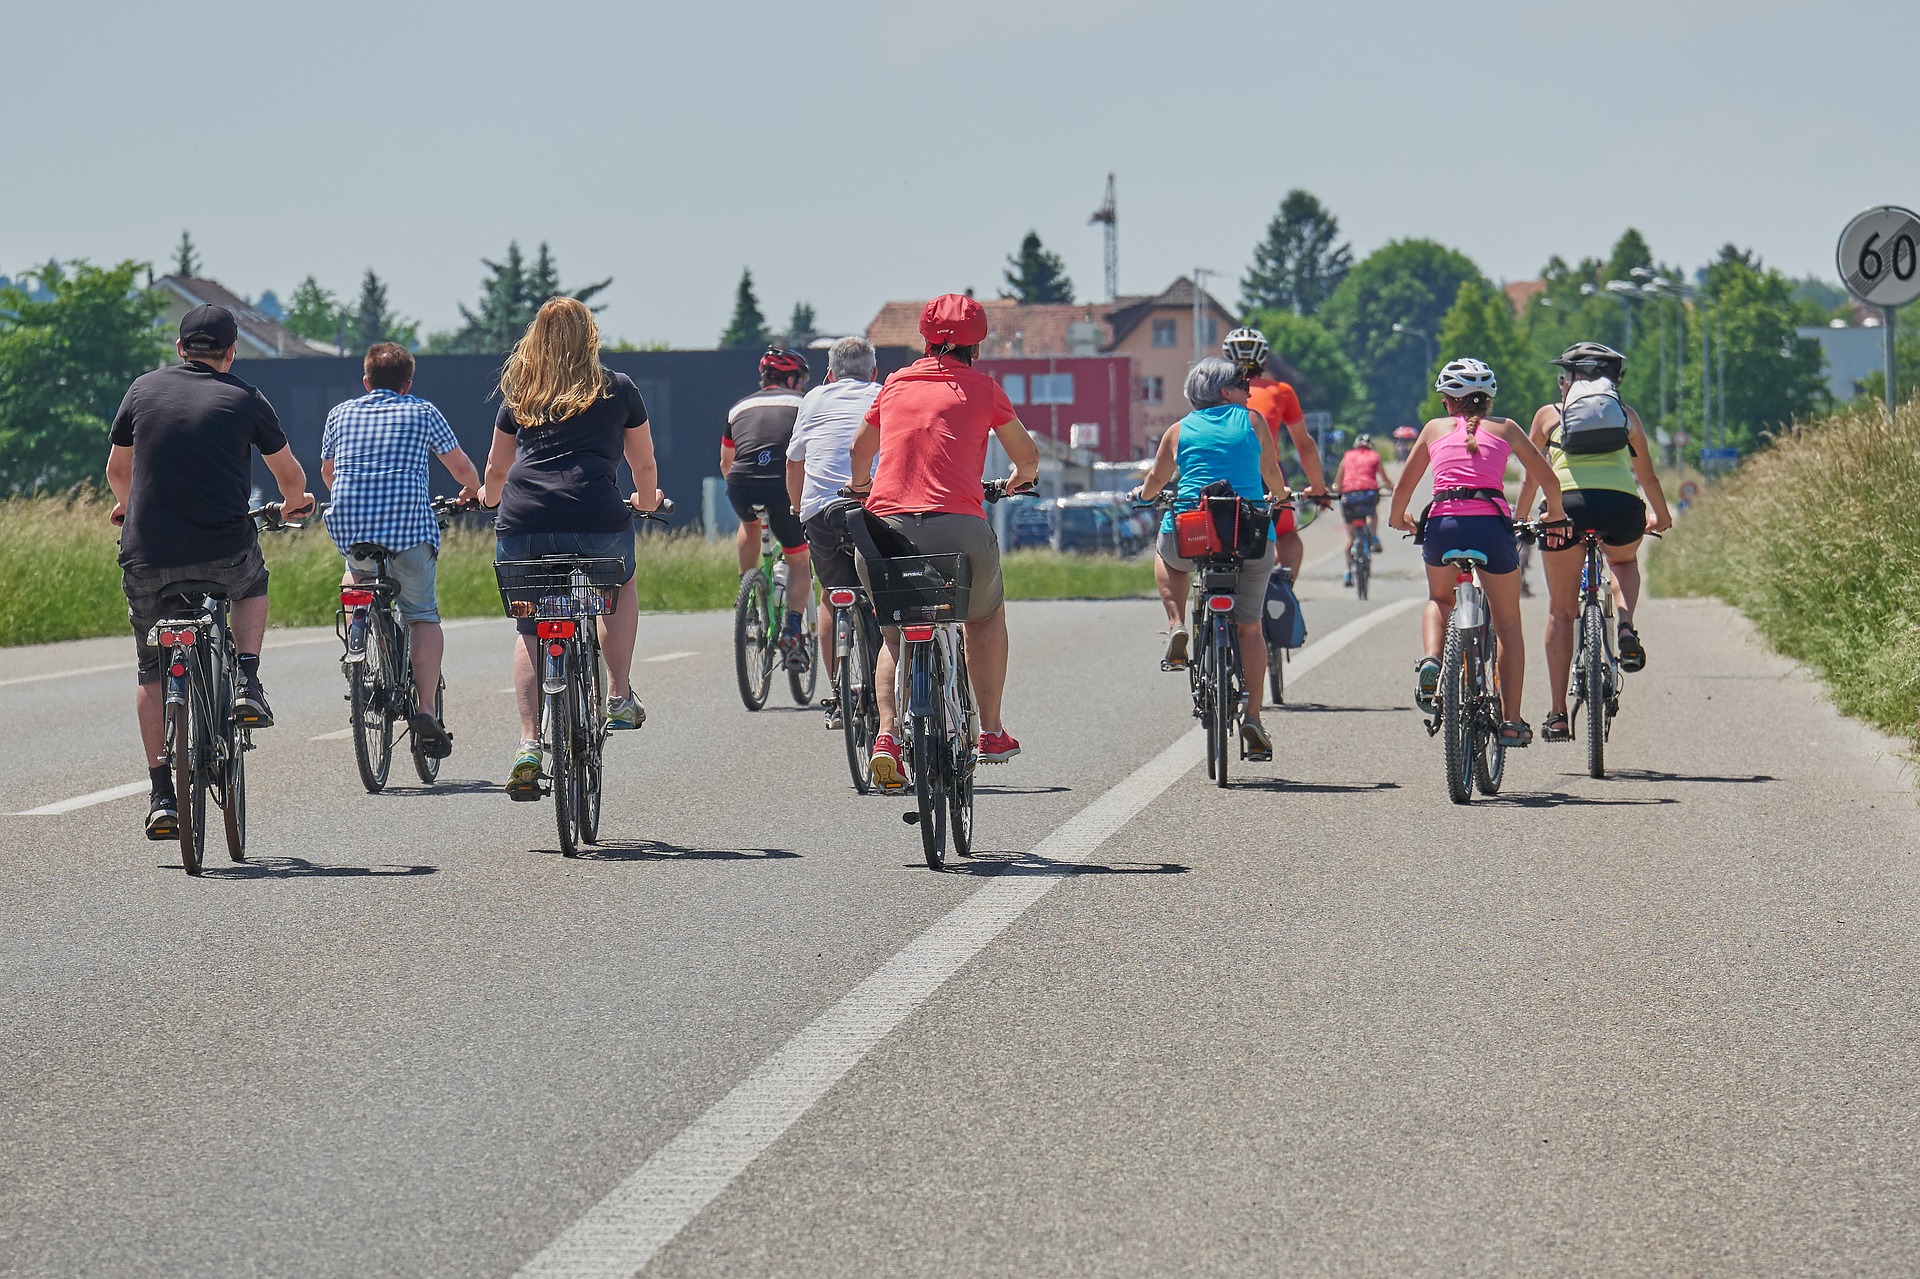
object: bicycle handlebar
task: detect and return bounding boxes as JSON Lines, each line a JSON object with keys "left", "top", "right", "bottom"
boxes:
{"left": 250, "top": 502, "right": 302, "bottom": 533}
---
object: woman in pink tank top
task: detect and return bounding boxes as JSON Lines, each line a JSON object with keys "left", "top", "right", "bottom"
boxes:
{"left": 1387, "top": 358, "right": 1565, "bottom": 748}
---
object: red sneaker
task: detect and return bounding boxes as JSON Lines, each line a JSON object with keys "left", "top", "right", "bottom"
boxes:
{"left": 978, "top": 729, "right": 1021, "bottom": 763}
{"left": 869, "top": 733, "right": 908, "bottom": 791}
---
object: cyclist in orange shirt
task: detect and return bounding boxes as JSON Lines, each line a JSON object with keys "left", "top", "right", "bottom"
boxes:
{"left": 1223, "top": 328, "right": 1328, "bottom": 582}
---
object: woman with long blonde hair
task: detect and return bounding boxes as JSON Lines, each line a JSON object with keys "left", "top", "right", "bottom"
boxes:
{"left": 479, "top": 297, "right": 663, "bottom": 797}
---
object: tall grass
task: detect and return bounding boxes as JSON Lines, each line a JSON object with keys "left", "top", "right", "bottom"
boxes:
{"left": 1653, "top": 400, "right": 1920, "bottom": 748}
{"left": 0, "top": 495, "right": 1151, "bottom": 646}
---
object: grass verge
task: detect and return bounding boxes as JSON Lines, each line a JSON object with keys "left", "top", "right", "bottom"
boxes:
{"left": 1652, "top": 401, "right": 1920, "bottom": 750}
{"left": 0, "top": 495, "right": 1152, "bottom": 646}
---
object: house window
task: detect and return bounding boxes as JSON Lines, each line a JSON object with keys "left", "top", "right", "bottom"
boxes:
{"left": 1002, "top": 374, "right": 1026, "bottom": 405}
{"left": 1031, "top": 373, "right": 1075, "bottom": 404}
{"left": 1140, "top": 376, "right": 1165, "bottom": 404}
{"left": 1151, "top": 318, "right": 1177, "bottom": 347}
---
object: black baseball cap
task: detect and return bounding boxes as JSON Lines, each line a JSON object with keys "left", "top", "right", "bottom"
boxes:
{"left": 179, "top": 304, "right": 238, "bottom": 354}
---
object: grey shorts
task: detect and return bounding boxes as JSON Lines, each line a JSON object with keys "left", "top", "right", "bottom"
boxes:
{"left": 123, "top": 543, "right": 270, "bottom": 683}
{"left": 347, "top": 541, "right": 440, "bottom": 623}
{"left": 1156, "top": 530, "right": 1274, "bottom": 626}
{"left": 858, "top": 512, "right": 1005, "bottom": 623}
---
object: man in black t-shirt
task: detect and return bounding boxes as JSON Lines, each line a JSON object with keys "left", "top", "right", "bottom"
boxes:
{"left": 105, "top": 304, "right": 315, "bottom": 840}
{"left": 723, "top": 346, "right": 811, "bottom": 654}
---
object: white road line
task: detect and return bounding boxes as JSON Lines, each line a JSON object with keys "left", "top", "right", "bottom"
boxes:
{"left": 310, "top": 728, "right": 353, "bottom": 741}
{"left": 15, "top": 781, "right": 150, "bottom": 817}
{"left": 0, "top": 662, "right": 131, "bottom": 689}
{"left": 639, "top": 651, "right": 697, "bottom": 663}
{"left": 511, "top": 595, "right": 1419, "bottom": 1279}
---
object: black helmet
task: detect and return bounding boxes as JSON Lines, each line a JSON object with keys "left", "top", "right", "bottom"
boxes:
{"left": 759, "top": 346, "right": 810, "bottom": 380}
{"left": 1552, "top": 341, "right": 1626, "bottom": 376}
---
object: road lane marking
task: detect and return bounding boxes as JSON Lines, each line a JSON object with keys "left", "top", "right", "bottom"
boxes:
{"left": 640, "top": 651, "right": 697, "bottom": 663}
{"left": 310, "top": 728, "right": 353, "bottom": 741}
{"left": 15, "top": 781, "right": 150, "bottom": 816}
{"left": 512, "top": 595, "right": 1419, "bottom": 1278}
{"left": 0, "top": 662, "right": 131, "bottom": 689}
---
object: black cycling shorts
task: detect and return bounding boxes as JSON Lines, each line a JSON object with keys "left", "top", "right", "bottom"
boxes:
{"left": 1340, "top": 491, "right": 1379, "bottom": 521}
{"left": 725, "top": 477, "right": 806, "bottom": 551}
{"left": 1558, "top": 489, "right": 1646, "bottom": 548}
{"left": 803, "top": 509, "right": 862, "bottom": 591}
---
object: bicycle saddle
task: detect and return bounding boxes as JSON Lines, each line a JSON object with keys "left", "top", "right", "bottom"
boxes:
{"left": 349, "top": 541, "right": 399, "bottom": 561}
{"left": 159, "top": 581, "right": 232, "bottom": 605}
{"left": 1442, "top": 549, "right": 1489, "bottom": 566}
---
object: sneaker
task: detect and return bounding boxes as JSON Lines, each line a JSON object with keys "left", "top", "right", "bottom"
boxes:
{"left": 978, "top": 729, "right": 1021, "bottom": 763}
{"left": 1161, "top": 629, "right": 1190, "bottom": 670}
{"left": 233, "top": 675, "right": 274, "bottom": 728}
{"left": 1343, "top": 571, "right": 1353, "bottom": 587}
{"left": 1370, "top": 535, "right": 1383, "bottom": 553}
{"left": 822, "top": 697, "right": 843, "bottom": 730}
{"left": 145, "top": 794, "right": 178, "bottom": 841}
{"left": 409, "top": 712, "right": 453, "bottom": 759}
{"left": 1617, "top": 624, "right": 1647, "bottom": 673}
{"left": 869, "top": 733, "right": 907, "bottom": 791}
{"left": 1414, "top": 656, "right": 1441, "bottom": 714}
{"left": 606, "top": 691, "right": 646, "bottom": 731}
{"left": 506, "top": 743, "right": 543, "bottom": 800}
{"left": 1240, "top": 718, "right": 1273, "bottom": 762}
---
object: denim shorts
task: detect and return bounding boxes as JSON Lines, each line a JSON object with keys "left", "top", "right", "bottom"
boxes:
{"left": 346, "top": 541, "right": 439, "bottom": 623}
{"left": 496, "top": 528, "right": 636, "bottom": 635}
{"left": 1421, "top": 514, "right": 1518, "bottom": 575}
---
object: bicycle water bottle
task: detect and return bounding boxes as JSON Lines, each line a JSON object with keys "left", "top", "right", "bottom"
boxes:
{"left": 773, "top": 559, "right": 788, "bottom": 593}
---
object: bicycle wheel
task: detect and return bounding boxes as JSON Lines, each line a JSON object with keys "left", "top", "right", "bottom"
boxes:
{"left": 1267, "top": 642, "right": 1286, "bottom": 706}
{"left": 411, "top": 678, "right": 445, "bottom": 785}
{"left": 547, "top": 683, "right": 579, "bottom": 857}
{"left": 788, "top": 601, "right": 819, "bottom": 706}
{"left": 1211, "top": 617, "right": 1234, "bottom": 790}
{"left": 169, "top": 698, "right": 201, "bottom": 877}
{"left": 1201, "top": 633, "right": 1219, "bottom": 781}
{"left": 839, "top": 613, "right": 874, "bottom": 794}
{"left": 733, "top": 570, "right": 772, "bottom": 711}
{"left": 911, "top": 647, "right": 949, "bottom": 869}
{"left": 1355, "top": 545, "right": 1371, "bottom": 600}
{"left": 1474, "top": 625, "right": 1506, "bottom": 796}
{"left": 1440, "top": 624, "right": 1473, "bottom": 805}
{"left": 578, "top": 641, "right": 605, "bottom": 846}
{"left": 1583, "top": 603, "right": 1609, "bottom": 779}
{"left": 220, "top": 628, "right": 246, "bottom": 861}
{"left": 948, "top": 638, "right": 975, "bottom": 858}
{"left": 350, "top": 614, "right": 395, "bottom": 792}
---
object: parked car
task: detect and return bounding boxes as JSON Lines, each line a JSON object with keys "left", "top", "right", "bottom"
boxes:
{"left": 1001, "top": 494, "right": 1054, "bottom": 550}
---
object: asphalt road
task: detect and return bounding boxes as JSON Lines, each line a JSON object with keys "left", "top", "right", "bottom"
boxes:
{"left": 5, "top": 515, "right": 1918, "bottom": 1278}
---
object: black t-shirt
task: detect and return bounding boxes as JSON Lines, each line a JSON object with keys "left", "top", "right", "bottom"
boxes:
{"left": 724, "top": 387, "right": 805, "bottom": 482}
{"left": 110, "top": 361, "right": 289, "bottom": 570}
{"left": 494, "top": 371, "right": 650, "bottom": 535}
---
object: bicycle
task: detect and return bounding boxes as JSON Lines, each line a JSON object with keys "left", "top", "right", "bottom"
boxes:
{"left": 1553, "top": 524, "right": 1657, "bottom": 779}
{"left": 733, "top": 505, "right": 819, "bottom": 712}
{"left": 866, "top": 479, "right": 1020, "bottom": 869}
{"left": 495, "top": 499, "right": 674, "bottom": 856}
{"left": 1424, "top": 523, "right": 1545, "bottom": 804}
{"left": 1340, "top": 490, "right": 1377, "bottom": 600}
{"left": 335, "top": 494, "right": 470, "bottom": 792}
{"left": 150, "top": 503, "right": 300, "bottom": 875}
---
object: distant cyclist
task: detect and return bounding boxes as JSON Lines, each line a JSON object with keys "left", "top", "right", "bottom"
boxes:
{"left": 1222, "top": 327, "right": 1329, "bottom": 581}
{"left": 1514, "top": 341, "right": 1674, "bottom": 744}
{"left": 320, "top": 342, "right": 482, "bottom": 758}
{"left": 1136, "top": 358, "right": 1291, "bottom": 762}
{"left": 724, "top": 347, "right": 812, "bottom": 664}
{"left": 478, "top": 298, "right": 664, "bottom": 797}
{"left": 1387, "top": 358, "right": 1565, "bottom": 749}
{"left": 786, "top": 335, "right": 883, "bottom": 729}
{"left": 105, "top": 304, "right": 316, "bottom": 839}
{"left": 846, "top": 294, "right": 1040, "bottom": 788}
{"left": 1333, "top": 432, "right": 1394, "bottom": 583}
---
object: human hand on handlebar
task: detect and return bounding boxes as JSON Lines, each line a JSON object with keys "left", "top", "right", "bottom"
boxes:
{"left": 1389, "top": 511, "right": 1417, "bottom": 534}
{"left": 629, "top": 488, "right": 666, "bottom": 514}
{"left": 281, "top": 491, "right": 317, "bottom": 520}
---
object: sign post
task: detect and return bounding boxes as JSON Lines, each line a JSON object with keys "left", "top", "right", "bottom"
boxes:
{"left": 1837, "top": 205, "right": 1920, "bottom": 417}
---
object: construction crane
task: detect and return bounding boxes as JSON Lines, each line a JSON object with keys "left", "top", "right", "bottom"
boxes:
{"left": 1089, "top": 173, "right": 1117, "bottom": 303}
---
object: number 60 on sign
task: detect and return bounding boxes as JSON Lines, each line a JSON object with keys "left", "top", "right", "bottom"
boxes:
{"left": 1838, "top": 206, "right": 1920, "bottom": 309}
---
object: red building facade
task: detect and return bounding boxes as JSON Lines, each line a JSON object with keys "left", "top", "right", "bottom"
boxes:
{"left": 972, "top": 355, "right": 1134, "bottom": 462}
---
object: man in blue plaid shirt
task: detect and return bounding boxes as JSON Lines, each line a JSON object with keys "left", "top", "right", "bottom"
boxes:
{"left": 321, "top": 343, "right": 481, "bottom": 757}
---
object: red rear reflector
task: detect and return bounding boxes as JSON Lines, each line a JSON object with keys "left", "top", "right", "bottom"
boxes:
{"left": 158, "top": 628, "right": 196, "bottom": 647}
{"left": 902, "top": 625, "right": 935, "bottom": 642}
{"left": 547, "top": 642, "right": 565, "bottom": 658}
{"left": 339, "top": 588, "right": 374, "bottom": 608}
{"left": 1206, "top": 595, "right": 1235, "bottom": 613}
{"left": 168, "top": 663, "right": 186, "bottom": 678}
{"left": 827, "top": 590, "right": 856, "bottom": 608}
{"left": 536, "top": 620, "right": 576, "bottom": 639}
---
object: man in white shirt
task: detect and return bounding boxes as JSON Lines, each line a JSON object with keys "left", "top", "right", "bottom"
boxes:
{"left": 786, "top": 335, "right": 882, "bottom": 728}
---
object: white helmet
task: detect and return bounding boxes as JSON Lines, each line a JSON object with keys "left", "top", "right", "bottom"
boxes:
{"left": 1434, "top": 357, "right": 1498, "bottom": 399}
{"left": 1222, "top": 327, "right": 1270, "bottom": 370}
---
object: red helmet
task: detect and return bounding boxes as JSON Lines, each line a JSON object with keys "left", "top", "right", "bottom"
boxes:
{"left": 919, "top": 294, "right": 988, "bottom": 347}
{"left": 758, "top": 346, "right": 809, "bottom": 380}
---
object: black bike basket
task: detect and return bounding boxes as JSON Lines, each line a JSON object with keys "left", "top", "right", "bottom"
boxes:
{"left": 494, "top": 557, "right": 627, "bottom": 620}
{"left": 865, "top": 552, "right": 972, "bottom": 625}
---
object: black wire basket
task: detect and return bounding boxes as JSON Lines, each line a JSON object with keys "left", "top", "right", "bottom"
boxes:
{"left": 494, "top": 557, "right": 626, "bottom": 619}
{"left": 865, "top": 552, "right": 971, "bottom": 625}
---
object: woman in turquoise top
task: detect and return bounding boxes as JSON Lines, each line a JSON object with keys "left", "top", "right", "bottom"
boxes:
{"left": 1135, "top": 358, "right": 1290, "bottom": 760}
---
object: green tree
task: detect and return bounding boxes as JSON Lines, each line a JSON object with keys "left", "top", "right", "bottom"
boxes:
{"left": 1240, "top": 189, "right": 1352, "bottom": 317}
{"left": 1604, "top": 228, "right": 1654, "bottom": 284}
{"left": 1242, "top": 308, "right": 1368, "bottom": 430}
{"left": 172, "top": 231, "right": 200, "bottom": 277}
{"left": 284, "top": 276, "right": 346, "bottom": 345}
{"left": 786, "top": 300, "right": 818, "bottom": 347}
{"left": 526, "top": 241, "right": 610, "bottom": 312}
{"left": 1000, "top": 231, "right": 1074, "bottom": 304}
{"left": 1320, "top": 239, "right": 1489, "bottom": 434}
{"left": 1684, "top": 250, "right": 1828, "bottom": 449}
{"left": 0, "top": 260, "right": 167, "bottom": 494}
{"left": 1419, "top": 280, "right": 1547, "bottom": 420}
{"left": 432, "top": 241, "right": 613, "bottom": 354}
{"left": 720, "top": 268, "right": 772, "bottom": 349}
{"left": 352, "top": 269, "right": 418, "bottom": 350}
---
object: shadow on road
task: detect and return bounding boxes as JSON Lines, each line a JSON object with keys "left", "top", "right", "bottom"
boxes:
{"left": 1597, "top": 769, "right": 1778, "bottom": 785}
{"left": 973, "top": 784, "right": 1073, "bottom": 796}
{"left": 924, "top": 850, "right": 1188, "bottom": 878}
{"left": 365, "top": 779, "right": 500, "bottom": 797}
{"left": 186, "top": 857, "right": 439, "bottom": 880}
{"left": 1486, "top": 791, "right": 1680, "bottom": 808}
{"left": 1232, "top": 778, "right": 1401, "bottom": 795}
{"left": 1275, "top": 703, "right": 1414, "bottom": 715}
{"left": 555, "top": 840, "right": 801, "bottom": 863}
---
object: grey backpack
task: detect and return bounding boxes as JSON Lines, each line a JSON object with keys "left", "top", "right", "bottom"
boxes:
{"left": 1556, "top": 377, "right": 1630, "bottom": 455}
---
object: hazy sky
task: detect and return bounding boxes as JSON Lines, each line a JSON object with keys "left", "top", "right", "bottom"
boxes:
{"left": 7, "top": 0, "right": 1914, "bottom": 346}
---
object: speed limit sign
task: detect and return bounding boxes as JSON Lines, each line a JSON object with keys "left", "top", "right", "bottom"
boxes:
{"left": 1838, "top": 206, "right": 1920, "bottom": 308}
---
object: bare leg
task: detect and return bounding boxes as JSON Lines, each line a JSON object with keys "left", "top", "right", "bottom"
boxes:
{"left": 817, "top": 598, "right": 837, "bottom": 682}
{"left": 1541, "top": 547, "right": 1585, "bottom": 718}
{"left": 1276, "top": 529, "right": 1305, "bottom": 581}
{"left": 1607, "top": 541, "right": 1645, "bottom": 629}
{"left": 735, "top": 521, "right": 759, "bottom": 575}
{"left": 1238, "top": 620, "right": 1267, "bottom": 723}
{"left": 137, "top": 682, "right": 166, "bottom": 767}
{"left": 409, "top": 621, "right": 444, "bottom": 705}
{"left": 1421, "top": 563, "right": 1457, "bottom": 660}
{"left": 1481, "top": 568, "right": 1526, "bottom": 722}
{"left": 232, "top": 592, "right": 268, "bottom": 656}
{"left": 963, "top": 605, "right": 1011, "bottom": 735}
{"left": 598, "top": 579, "right": 639, "bottom": 698}
{"left": 874, "top": 626, "right": 901, "bottom": 736}
{"left": 1154, "top": 554, "right": 1190, "bottom": 631}
{"left": 784, "top": 550, "right": 811, "bottom": 615}
{"left": 513, "top": 634, "right": 540, "bottom": 741}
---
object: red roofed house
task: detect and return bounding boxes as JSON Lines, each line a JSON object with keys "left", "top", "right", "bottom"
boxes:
{"left": 153, "top": 274, "right": 340, "bottom": 358}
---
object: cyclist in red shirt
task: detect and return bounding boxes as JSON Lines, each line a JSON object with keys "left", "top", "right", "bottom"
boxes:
{"left": 1333, "top": 433, "right": 1394, "bottom": 581}
{"left": 1223, "top": 328, "right": 1328, "bottom": 582}
{"left": 845, "top": 294, "right": 1039, "bottom": 789}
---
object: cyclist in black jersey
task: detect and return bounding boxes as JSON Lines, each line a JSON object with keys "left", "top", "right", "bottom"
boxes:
{"left": 724, "top": 348, "right": 812, "bottom": 645}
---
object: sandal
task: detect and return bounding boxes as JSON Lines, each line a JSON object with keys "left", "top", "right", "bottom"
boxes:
{"left": 1541, "top": 711, "right": 1572, "bottom": 742}
{"left": 1498, "top": 719, "right": 1533, "bottom": 748}
{"left": 1617, "top": 624, "right": 1646, "bottom": 673}
{"left": 1414, "top": 656, "right": 1441, "bottom": 713}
